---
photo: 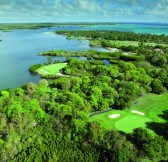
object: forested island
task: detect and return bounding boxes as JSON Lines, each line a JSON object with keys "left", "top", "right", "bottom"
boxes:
{"left": 1, "top": 28, "right": 168, "bottom": 162}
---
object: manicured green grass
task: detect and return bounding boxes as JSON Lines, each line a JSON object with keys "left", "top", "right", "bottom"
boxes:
{"left": 90, "top": 93, "right": 168, "bottom": 133}
{"left": 110, "top": 40, "right": 139, "bottom": 47}
{"left": 36, "top": 63, "right": 67, "bottom": 76}
{"left": 115, "top": 116, "right": 152, "bottom": 133}
{"left": 108, "top": 40, "right": 168, "bottom": 47}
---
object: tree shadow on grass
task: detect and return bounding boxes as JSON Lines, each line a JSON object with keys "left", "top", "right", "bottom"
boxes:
{"left": 159, "top": 110, "right": 168, "bottom": 121}
{"left": 146, "top": 110, "right": 168, "bottom": 138}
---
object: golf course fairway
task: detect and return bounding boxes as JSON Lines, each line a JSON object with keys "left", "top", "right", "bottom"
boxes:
{"left": 36, "top": 63, "right": 67, "bottom": 76}
{"left": 90, "top": 93, "right": 168, "bottom": 133}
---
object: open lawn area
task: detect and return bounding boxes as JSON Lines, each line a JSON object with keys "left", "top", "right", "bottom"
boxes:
{"left": 90, "top": 93, "right": 168, "bottom": 133}
{"left": 36, "top": 63, "right": 67, "bottom": 76}
{"left": 108, "top": 40, "right": 168, "bottom": 47}
{"left": 109, "top": 40, "right": 139, "bottom": 47}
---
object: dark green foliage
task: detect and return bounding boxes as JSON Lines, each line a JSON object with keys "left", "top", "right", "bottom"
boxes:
{"left": 29, "top": 64, "right": 42, "bottom": 73}
{"left": 119, "top": 54, "right": 145, "bottom": 61}
{"left": 0, "top": 70, "right": 167, "bottom": 161}
{"left": 56, "top": 30, "right": 168, "bottom": 44}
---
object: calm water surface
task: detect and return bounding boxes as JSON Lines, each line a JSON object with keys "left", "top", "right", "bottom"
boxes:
{"left": 0, "top": 27, "right": 95, "bottom": 90}
{"left": 0, "top": 23, "right": 168, "bottom": 90}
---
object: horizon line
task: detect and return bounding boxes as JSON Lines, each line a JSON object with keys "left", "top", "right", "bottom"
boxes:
{"left": 0, "top": 21, "right": 168, "bottom": 24}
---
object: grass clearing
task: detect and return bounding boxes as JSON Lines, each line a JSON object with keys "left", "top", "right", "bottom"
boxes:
{"left": 108, "top": 40, "right": 168, "bottom": 47}
{"left": 109, "top": 40, "right": 139, "bottom": 47}
{"left": 36, "top": 63, "right": 67, "bottom": 76}
{"left": 90, "top": 93, "right": 168, "bottom": 133}
{"left": 115, "top": 116, "right": 152, "bottom": 133}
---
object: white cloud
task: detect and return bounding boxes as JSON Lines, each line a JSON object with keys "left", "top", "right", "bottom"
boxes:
{"left": 0, "top": 0, "right": 168, "bottom": 22}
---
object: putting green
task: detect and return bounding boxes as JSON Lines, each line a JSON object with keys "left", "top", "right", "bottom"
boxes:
{"left": 115, "top": 116, "right": 152, "bottom": 133}
{"left": 90, "top": 93, "right": 168, "bottom": 133}
{"left": 36, "top": 63, "right": 67, "bottom": 76}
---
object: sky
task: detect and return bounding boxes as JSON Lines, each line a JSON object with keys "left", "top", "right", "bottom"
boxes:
{"left": 0, "top": 0, "right": 168, "bottom": 23}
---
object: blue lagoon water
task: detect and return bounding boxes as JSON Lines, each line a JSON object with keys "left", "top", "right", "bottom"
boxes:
{"left": 0, "top": 23, "right": 168, "bottom": 90}
{"left": 85, "top": 23, "right": 168, "bottom": 35}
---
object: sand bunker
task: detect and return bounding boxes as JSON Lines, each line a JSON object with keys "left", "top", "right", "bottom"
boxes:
{"left": 108, "top": 48, "right": 119, "bottom": 52}
{"left": 109, "top": 114, "right": 120, "bottom": 119}
{"left": 39, "top": 69, "right": 49, "bottom": 74}
{"left": 56, "top": 73, "right": 64, "bottom": 76}
{"left": 131, "top": 110, "right": 144, "bottom": 115}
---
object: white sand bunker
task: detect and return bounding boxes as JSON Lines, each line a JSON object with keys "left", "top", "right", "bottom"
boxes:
{"left": 109, "top": 114, "right": 120, "bottom": 119}
{"left": 108, "top": 48, "right": 119, "bottom": 52}
{"left": 40, "top": 69, "right": 49, "bottom": 74}
{"left": 56, "top": 73, "right": 64, "bottom": 76}
{"left": 131, "top": 110, "right": 144, "bottom": 115}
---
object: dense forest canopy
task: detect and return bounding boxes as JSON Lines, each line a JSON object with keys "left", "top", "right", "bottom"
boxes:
{"left": 56, "top": 30, "right": 168, "bottom": 44}
{"left": 0, "top": 29, "right": 168, "bottom": 161}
